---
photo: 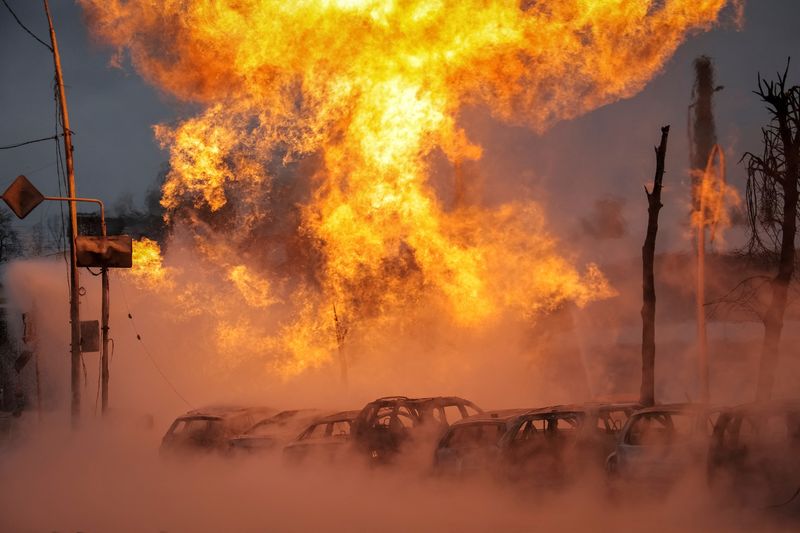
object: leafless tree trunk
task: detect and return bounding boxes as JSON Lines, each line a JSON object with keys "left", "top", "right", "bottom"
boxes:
{"left": 641, "top": 126, "right": 670, "bottom": 407}
{"left": 689, "top": 56, "right": 721, "bottom": 403}
{"left": 743, "top": 62, "right": 800, "bottom": 401}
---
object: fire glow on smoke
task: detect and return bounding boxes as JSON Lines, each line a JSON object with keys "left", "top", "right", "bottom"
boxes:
{"left": 81, "top": 0, "right": 735, "bottom": 377}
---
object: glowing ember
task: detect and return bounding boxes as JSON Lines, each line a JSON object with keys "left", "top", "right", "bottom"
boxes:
{"left": 82, "top": 0, "right": 735, "bottom": 376}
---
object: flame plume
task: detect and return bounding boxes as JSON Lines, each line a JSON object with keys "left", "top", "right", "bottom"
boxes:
{"left": 691, "top": 145, "right": 740, "bottom": 244}
{"left": 86, "top": 1, "right": 734, "bottom": 377}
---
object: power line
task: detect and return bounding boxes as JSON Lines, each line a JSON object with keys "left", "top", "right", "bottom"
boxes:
{"left": 116, "top": 272, "right": 194, "bottom": 409}
{"left": 0, "top": 134, "right": 61, "bottom": 150}
{"left": 1, "top": 0, "right": 53, "bottom": 52}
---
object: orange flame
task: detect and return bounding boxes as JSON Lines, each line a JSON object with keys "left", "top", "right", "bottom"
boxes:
{"left": 691, "top": 144, "right": 741, "bottom": 244}
{"left": 129, "top": 238, "right": 173, "bottom": 289}
{"left": 82, "top": 1, "right": 734, "bottom": 377}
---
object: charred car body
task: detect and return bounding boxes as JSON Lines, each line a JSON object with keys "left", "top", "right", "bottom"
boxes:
{"left": 606, "top": 403, "right": 716, "bottom": 485}
{"left": 352, "top": 396, "right": 483, "bottom": 463}
{"left": 435, "top": 402, "right": 637, "bottom": 482}
{"left": 433, "top": 409, "right": 529, "bottom": 475}
{"left": 499, "top": 402, "right": 638, "bottom": 484}
{"left": 283, "top": 410, "right": 360, "bottom": 463}
{"left": 160, "top": 406, "right": 275, "bottom": 455}
{"left": 227, "top": 409, "right": 324, "bottom": 454}
{"left": 708, "top": 399, "right": 800, "bottom": 506}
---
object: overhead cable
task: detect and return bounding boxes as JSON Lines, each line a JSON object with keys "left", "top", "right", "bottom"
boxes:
{"left": 1, "top": 0, "right": 53, "bottom": 52}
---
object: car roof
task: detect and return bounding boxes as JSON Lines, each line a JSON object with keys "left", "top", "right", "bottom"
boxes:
{"left": 631, "top": 403, "right": 710, "bottom": 415}
{"left": 367, "top": 395, "right": 473, "bottom": 404}
{"left": 312, "top": 410, "right": 361, "bottom": 424}
{"left": 363, "top": 396, "right": 479, "bottom": 411}
{"left": 520, "top": 402, "right": 641, "bottom": 417}
{"left": 450, "top": 408, "right": 531, "bottom": 426}
{"left": 407, "top": 396, "right": 475, "bottom": 405}
{"left": 177, "top": 405, "right": 274, "bottom": 420}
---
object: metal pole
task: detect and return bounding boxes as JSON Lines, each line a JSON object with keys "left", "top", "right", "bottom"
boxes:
{"left": 100, "top": 227, "right": 109, "bottom": 414}
{"left": 43, "top": 197, "right": 110, "bottom": 413}
{"left": 44, "top": 0, "right": 81, "bottom": 428}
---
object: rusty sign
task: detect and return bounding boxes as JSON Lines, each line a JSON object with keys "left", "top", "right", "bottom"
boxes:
{"left": 1, "top": 175, "right": 44, "bottom": 219}
{"left": 76, "top": 235, "right": 133, "bottom": 268}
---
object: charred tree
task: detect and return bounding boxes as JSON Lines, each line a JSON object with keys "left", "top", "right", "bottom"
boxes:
{"left": 641, "top": 126, "right": 670, "bottom": 407}
{"left": 689, "top": 55, "right": 722, "bottom": 403}
{"left": 690, "top": 56, "right": 720, "bottom": 207}
{"left": 742, "top": 62, "right": 800, "bottom": 401}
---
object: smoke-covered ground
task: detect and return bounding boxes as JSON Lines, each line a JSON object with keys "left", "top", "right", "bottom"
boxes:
{"left": 0, "top": 413, "right": 797, "bottom": 533}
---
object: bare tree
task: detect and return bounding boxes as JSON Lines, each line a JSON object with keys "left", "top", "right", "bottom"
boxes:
{"left": 0, "top": 211, "right": 21, "bottom": 264}
{"left": 742, "top": 61, "right": 800, "bottom": 401}
{"left": 641, "top": 126, "right": 670, "bottom": 407}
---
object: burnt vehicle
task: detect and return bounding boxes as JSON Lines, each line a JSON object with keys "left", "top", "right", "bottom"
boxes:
{"left": 605, "top": 403, "right": 716, "bottom": 485}
{"left": 497, "top": 402, "right": 639, "bottom": 485}
{"left": 160, "top": 406, "right": 275, "bottom": 455}
{"left": 351, "top": 396, "right": 483, "bottom": 463}
{"left": 433, "top": 409, "right": 529, "bottom": 476}
{"left": 283, "top": 410, "right": 360, "bottom": 463}
{"left": 708, "top": 399, "right": 800, "bottom": 506}
{"left": 227, "top": 409, "right": 324, "bottom": 454}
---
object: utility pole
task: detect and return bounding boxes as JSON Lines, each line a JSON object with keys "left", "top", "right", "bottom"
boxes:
{"left": 44, "top": 0, "right": 81, "bottom": 427}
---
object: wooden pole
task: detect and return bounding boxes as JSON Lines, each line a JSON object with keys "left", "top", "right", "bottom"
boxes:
{"left": 44, "top": 0, "right": 81, "bottom": 427}
{"left": 641, "top": 125, "right": 670, "bottom": 407}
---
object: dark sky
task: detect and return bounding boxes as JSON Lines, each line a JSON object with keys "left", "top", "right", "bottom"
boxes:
{"left": 1, "top": 1, "right": 799, "bottom": 258}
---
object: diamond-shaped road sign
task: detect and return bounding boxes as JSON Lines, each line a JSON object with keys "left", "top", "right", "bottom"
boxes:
{"left": 2, "top": 175, "right": 44, "bottom": 219}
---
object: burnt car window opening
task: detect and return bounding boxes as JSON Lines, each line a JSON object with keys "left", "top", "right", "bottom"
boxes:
{"left": 331, "top": 421, "right": 351, "bottom": 437}
{"left": 301, "top": 423, "right": 327, "bottom": 440}
{"left": 464, "top": 404, "right": 481, "bottom": 418}
{"left": 182, "top": 418, "right": 219, "bottom": 434}
{"left": 512, "top": 419, "right": 544, "bottom": 443}
{"left": 376, "top": 407, "right": 415, "bottom": 430}
{"left": 599, "top": 410, "right": 629, "bottom": 433}
{"left": 429, "top": 407, "right": 446, "bottom": 425}
{"left": 443, "top": 405, "right": 464, "bottom": 425}
{"left": 447, "top": 423, "right": 504, "bottom": 448}
{"left": 249, "top": 421, "right": 280, "bottom": 437}
{"left": 169, "top": 420, "right": 188, "bottom": 434}
{"left": 626, "top": 413, "right": 694, "bottom": 446}
{"left": 550, "top": 415, "right": 580, "bottom": 433}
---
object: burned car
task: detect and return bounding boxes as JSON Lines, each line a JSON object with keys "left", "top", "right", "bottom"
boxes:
{"left": 605, "top": 403, "right": 716, "bottom": 485}
{"left": 160, "top": 406, "right": 275, "bottom": 455}
{"left": 227, "top": 409, "right": 324, "bottom": 454}
{"left": 351, "top": 396, "right": 483, "bottom": 463}
{"left": 497, "top": 402, "right": 639, "bottom": 484}
{"left": 283, "top": 410, "right": 360, "bottom": 463}
{"left": 434, "top": 409, "right": 529, "bottom": 476}
{"left": 708, "top": 399, "right": 800, "bottom": 506}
